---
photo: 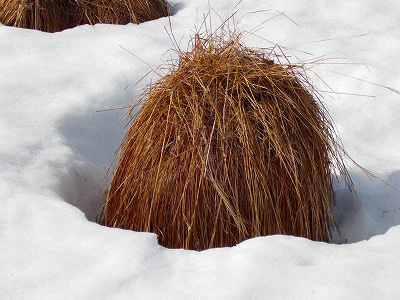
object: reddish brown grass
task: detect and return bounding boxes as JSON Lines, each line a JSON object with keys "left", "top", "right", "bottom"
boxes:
{"left": 0, "top": 0, "right": 170, "bottom": 32}
{"left": 99, "top": 28, "right": 354, "bottom": 250}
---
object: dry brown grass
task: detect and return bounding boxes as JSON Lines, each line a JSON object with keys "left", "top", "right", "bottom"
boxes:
{"left": 0, "top": 0, "right": 170, "bottom": 32}
{"left": 99, "top": 27, "right": 355, "bottom": 250}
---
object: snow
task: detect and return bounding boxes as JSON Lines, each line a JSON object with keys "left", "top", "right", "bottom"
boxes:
{"left": 1, "top": 0, "right": 400, "bottom": 298}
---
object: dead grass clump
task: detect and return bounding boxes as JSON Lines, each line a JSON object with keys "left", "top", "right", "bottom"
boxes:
{"left": 0, "top": 0, "right": 76, "bottom": 32}
{"left": 0, "top": 0, "right": 170, "bottom": 33}
{"left": 99, "top": 30, "right": 354, "bottom": 250}
{"left": 79, "top": 0, "right": 170, "bottom": 26}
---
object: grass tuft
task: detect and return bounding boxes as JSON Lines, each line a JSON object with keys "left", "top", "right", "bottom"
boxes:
{"left": 99, "top": 25, "right": 355, "bottom": 250}
{"left": 0, "top": 0, "right": 170, "bottom": 32}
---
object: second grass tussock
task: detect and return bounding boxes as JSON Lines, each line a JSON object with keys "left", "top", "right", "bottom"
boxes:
{"left": 0, "top": 0, "right": 170, "bottom": 32}
{"left": 99, "top": 28, "right": 354, "bottom": 250}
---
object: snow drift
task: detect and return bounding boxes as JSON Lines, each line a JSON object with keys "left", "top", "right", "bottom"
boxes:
{"left": 1, "top": 0, "right": 400, "bottom": 298}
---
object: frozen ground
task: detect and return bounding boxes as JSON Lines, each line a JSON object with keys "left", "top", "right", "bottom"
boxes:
{"left": 1, "top": 0, "right": 400, "bottom": 299}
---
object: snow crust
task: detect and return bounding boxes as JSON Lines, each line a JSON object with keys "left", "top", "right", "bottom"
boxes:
{"left": 1, "top": 0, "right": 400, "bottom": 298}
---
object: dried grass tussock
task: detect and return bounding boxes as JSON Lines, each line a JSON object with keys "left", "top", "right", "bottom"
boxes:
{"left": 0, "top": 0, "right": 170, "bottom": 32}
{"left": 99, "top": 27, "right": 355, "bottom": 250}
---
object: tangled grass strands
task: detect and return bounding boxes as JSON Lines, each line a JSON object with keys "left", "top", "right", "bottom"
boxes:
{"left": 1, "top": 0, "right": 82, "bottom": 32}
{"left": 99, "top": 28, "right": 355, "bottom": 250}
{"left": 0, "top": 0, "right": 170, "bottom": 32}
{"left": 79, "top": 0, "right": 170, "bottom": 25}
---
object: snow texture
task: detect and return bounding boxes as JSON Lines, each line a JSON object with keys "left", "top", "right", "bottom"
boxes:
{"left": 1, "top": 0, "right": 400, "bottom": 299}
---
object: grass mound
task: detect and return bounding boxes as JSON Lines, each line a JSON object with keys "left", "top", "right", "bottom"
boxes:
{"left": 99, "top": 29, "right": 354, "bottom": 250}
{"left": 0, "top": 0, "right": 170, "bottom": 32}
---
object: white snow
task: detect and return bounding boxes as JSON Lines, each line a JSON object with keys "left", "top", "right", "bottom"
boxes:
{"left": 1, "top": 0, "right": 400, "bottom": 299}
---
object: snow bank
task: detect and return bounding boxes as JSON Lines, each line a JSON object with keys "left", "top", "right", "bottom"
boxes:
{"left": 1, "top": 0, "right": 400, "bottom": 298}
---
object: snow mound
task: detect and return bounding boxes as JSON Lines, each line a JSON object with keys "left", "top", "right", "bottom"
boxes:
{"left": 1, "top": 0, "right": 400, "bottom": 298}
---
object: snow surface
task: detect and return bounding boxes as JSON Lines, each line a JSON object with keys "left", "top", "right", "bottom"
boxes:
{"left": 1, "top": 0, "right": 400, "bottom": 298}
